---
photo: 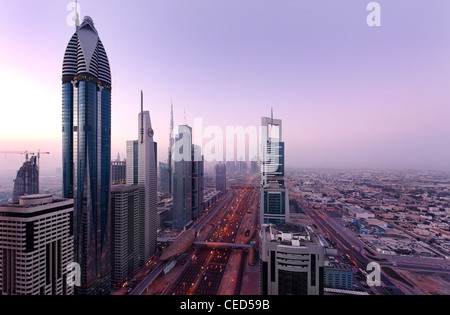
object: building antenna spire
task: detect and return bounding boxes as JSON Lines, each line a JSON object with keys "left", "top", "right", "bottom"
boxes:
{"left": 75, "top": 0, "right": 80, "bottom": 31}
{"left": 184, "top": 108, "right": 187, "bottom": 125}
{"left": 140, "top": 90, "right": 144, "bottom": 144}
{"left": 170, "top": 100, "right": 174, "bottom": 132}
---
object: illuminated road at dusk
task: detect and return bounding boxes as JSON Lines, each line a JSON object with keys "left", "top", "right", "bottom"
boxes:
{"left": 167, "top": 176, "right": 259, "bottom": 295}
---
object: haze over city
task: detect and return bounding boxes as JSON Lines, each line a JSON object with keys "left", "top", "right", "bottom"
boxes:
{"left": 1, "top": 0, "right": 450, "bottom": 177}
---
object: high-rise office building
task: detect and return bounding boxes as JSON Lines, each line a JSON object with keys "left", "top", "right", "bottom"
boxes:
{"left": 125, "top": 92, "right": 158, "bottom": 265}
{"left": 159, "top": 162, "right": 171, "bottom": 195}
{"left": 158, "top": 104, "right": 175, "bottom": 196}
{"left": 215, "top": 163, "right": 227, "bottom": 192}
{"left": 168, "top": 103, "right": 175, "bottom": 195}
{"left": 126, "top": 140, "right": 139, "bottom": 186}
{"left": 260, "top": 113, "right": 289, "bottom": 225}
{"left": 191, "top": 144, "right": 204, "bottom": 220}
{"left": 12, "top": 155, "right": 39, "bottom": 203}
{"left": 110, "top": 185, "right": 140, "bottom": 284}
{"left": 111, "top": 160, "right": 126, "bottom": 185}
{"left": 259, "top": 223, "right": 325, "bottom": 295}
{"left": 0, "top": 194, "right": 74, "bottom": 295}
{"left": 62, "top": 16, "right": 112, "bottom": 295}
{"left": 172, "top": 125, "right": 193, "bottom": 230}
{"left": 250, "top": 160, "right": 258, "bottom": 175}
{"left": 172, "top": 127, "right": 205, "bottom": 229}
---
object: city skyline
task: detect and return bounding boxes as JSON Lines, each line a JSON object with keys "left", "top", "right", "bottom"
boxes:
{"left": 1, "top": 1, "right": 450, "bottom": 297}
{"left": 1, "top": 0, "right": 450, "bottom": 179}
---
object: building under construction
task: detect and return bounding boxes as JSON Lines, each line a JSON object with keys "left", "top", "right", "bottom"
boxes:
{"left": 12, "top": 155, "right": 39, "bottom": 203}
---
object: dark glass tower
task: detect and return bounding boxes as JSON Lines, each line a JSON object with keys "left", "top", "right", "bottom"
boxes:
{"left": 62, "top": 16, "right": 112, "bottom": 295}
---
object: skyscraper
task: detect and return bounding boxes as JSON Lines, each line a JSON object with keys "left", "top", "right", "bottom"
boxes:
{"left": 110, "top": 185, "right": 140, "bottom": 284}
{"left": 260, "top": 113, "right": 284, "bottom": 187}
{"left": 125, "top": 92, "right": 158, "bottom": 264}
{"left": 111, "top": 160, "right": 126, "bottom": 185}
{"left": 172, "top": 125, "right": 193, "bottom": 230}
{"left": 12, "top": 155, "right": 39, "bottom": 203}
{"left": 260, "top": 113, "right": 289, "bottom": 225}
{"left": 159, "top": 162, "right": 171, "bottom": 194}
{"left": 62, "top": 16, "right": 112, "bottom": 294}
{"left": 126, "top": 140, "right": 139, "bottom": 186}
{"left": 191, "top": 144, "right": 204, "bottom": 220}
{"left": 215, "top": 163, "right": 227, "bottom": 192}
{"left": 0, "top": 194, "right": 74, "bottom": 295}
{"left": 168, "top": 102, "right": 174, "bottom": 195}
{"left": 159, "top": 105, "right": 174, "bottom": 196}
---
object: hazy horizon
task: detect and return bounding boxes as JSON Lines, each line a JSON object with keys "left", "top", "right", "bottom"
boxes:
{"left": 1, "top": 0, "right": 450, "bottom": 179}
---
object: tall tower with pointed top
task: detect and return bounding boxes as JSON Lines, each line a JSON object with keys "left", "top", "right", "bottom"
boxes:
{"left": 137, "top": 92, "right": 157, "bottom": 262}
{"left": 126, "top": 92, "right": 158, "bottom": 264}
{"left": 260, "top": 112, "right": 289, "bottom": 225}
{"left": 62, "top": 16, "right": 112, "bottom": 295}
{"left": 168, "top": 102, "right": 174, "bottom": 194}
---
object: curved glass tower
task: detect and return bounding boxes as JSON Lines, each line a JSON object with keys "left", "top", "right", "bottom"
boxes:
{"left": 62, "top": 16, "right": 112, "bottom": 295}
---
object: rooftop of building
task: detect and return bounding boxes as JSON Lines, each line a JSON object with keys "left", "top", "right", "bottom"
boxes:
{"left": 0, "top": 194, "right": 66, "bottom": 207}
{"left": 0, "top": 194, "right": 73, "bottom": 216}
{"left": 111, "top": 184, "right": 140, "bottom": 192}
{"left": 261, "top": 222, "right": 322, "bottom": 246}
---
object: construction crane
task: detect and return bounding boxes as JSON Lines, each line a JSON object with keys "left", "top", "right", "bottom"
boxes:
{"left": 1, "top": 150, "right": 50, "bottom": 169}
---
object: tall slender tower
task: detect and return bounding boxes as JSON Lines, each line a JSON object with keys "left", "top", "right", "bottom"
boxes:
{"left": 168, "top": 102, "right": 174, "bottom": 194}
{"left": 62, "top": 16, "right": 112, "bottom": 295}
{"left": 172, "top": 125, "right": 193, "bottom": 230}
{"left": 126, "top": 92, "right": 158, "bottom": 264}
{"left": 138, "top": 92, "right": 157, "bottom": 262}
{"left": 260, "top": 111, "right": 289, "bottom": 225}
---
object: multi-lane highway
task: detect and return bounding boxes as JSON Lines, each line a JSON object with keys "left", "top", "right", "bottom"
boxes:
{"left": 166, "top": 176, "right": 259, "bottom": 295}
{"left": 300, "top": 199, "right": 450, "bottom": 295}
{"left": 299, "top": 199, "right": 399, "bottom": 295}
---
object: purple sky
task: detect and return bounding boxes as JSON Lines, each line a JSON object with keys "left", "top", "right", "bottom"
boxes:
{"left": 1, "top": 0, "right": 450, "bottom": 177}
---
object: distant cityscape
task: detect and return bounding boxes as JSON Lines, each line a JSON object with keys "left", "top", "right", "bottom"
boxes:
{"left": 1, "top": 3, "right": 450, "bottom": 299}
{"left": 3, "top": 160, "right": 450, "bottom": 295}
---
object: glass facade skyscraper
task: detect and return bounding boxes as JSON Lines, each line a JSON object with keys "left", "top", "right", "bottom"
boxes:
{"left": 62, "top": 16, "right": 112, "bottom": 295}
{"left": 173, "top": 125, "right": 193, "bottom": 230}
{"left": 260, "top": 115, "right": 290, "bottom": 225}
{"left": 215, "top": 163, "right": 227, "bottom": 192}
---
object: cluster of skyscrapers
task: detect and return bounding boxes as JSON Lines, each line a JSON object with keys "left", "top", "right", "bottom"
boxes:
{"left": 0, "top": 13, "right": 328, "bottom": 296}
{"left": 0, "top": 15, "right": 158, "bottom": 295}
